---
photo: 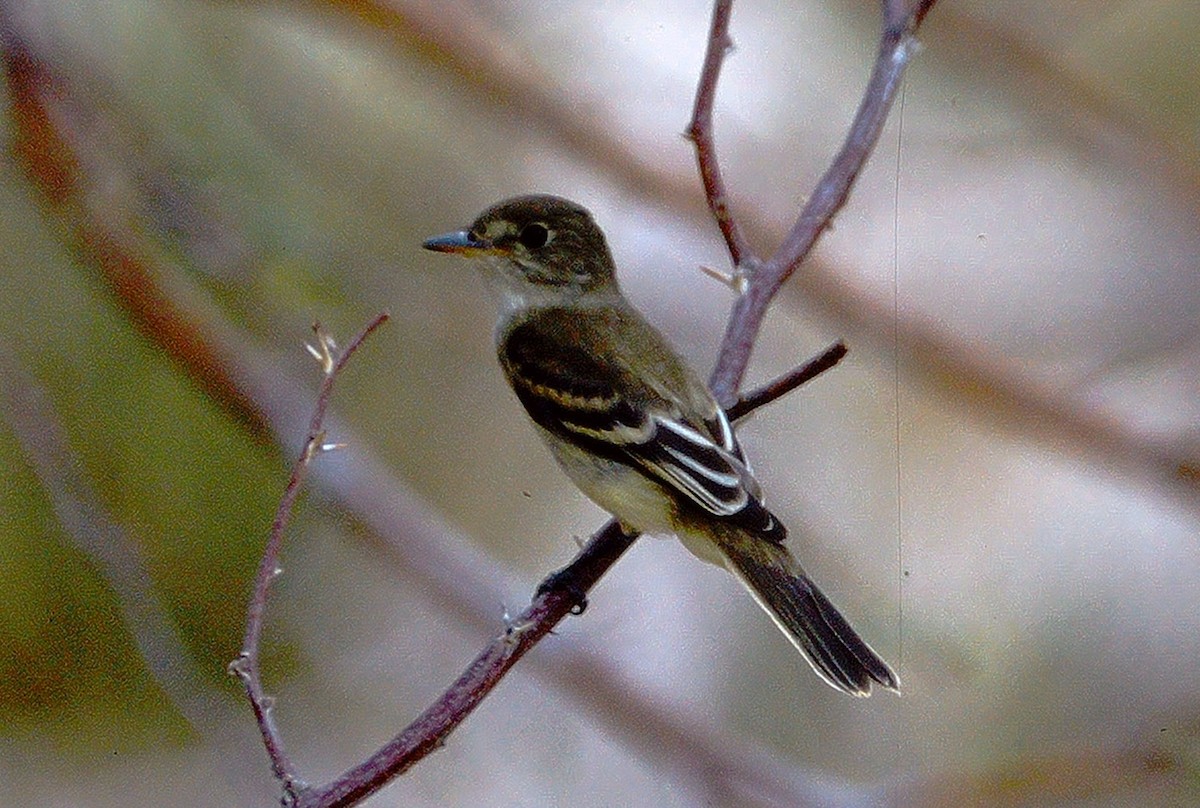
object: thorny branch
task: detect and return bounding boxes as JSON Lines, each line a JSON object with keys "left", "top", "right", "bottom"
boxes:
{"left": 229, "top": 314, "right": 389, "bottom": 803}
{"left": 8, "top": 1, "right": 1194, "bottom": 805}
{"left": 1, "top": 13, "right": 871, "bottom": 804}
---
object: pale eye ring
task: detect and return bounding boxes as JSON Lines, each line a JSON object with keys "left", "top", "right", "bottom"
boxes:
{"left": 517, "top": 222, "right": 551, "bottom": 250}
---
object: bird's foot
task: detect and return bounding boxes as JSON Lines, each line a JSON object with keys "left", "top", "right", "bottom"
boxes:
{"left": 536, "top": 567, "right": 589, "bottom": 615}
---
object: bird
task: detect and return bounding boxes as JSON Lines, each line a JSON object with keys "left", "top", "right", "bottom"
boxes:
{"left": 423, "top": 194, "right": 898, "bottom": 696}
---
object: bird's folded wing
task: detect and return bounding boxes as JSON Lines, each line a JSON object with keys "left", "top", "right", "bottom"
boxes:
{"left": 499, "top": 309, "right": 777, "bottom": 531}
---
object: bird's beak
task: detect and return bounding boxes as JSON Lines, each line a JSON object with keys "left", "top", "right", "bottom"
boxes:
{"left": 422, "top": 230, "right": 496, "bottom": 256}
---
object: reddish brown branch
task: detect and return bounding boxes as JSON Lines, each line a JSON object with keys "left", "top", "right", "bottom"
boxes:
{"left": 295, "top": 338, "right": 850, "bottom": 806}
{"left": 297, "top": 520, "right": 634, "bottom": 807}
{"left": 725, "top": 341, "right": 848, "bottom": 422}
{"left": 3, "top": 1, "right": 934, "bottom": 803}
{"left": 230, "top": 314, "right": 389, "bottom": 801}
{"left": 1, "top": 19, "right": 855, "bottom": 806}
{"left": 298, "top": 330, "right": 854, "bottom": 805}
{"left": 295, "top": 337, "right": 848, "bottom": 806}
{"left": 684, "top": 0, "right": 755, "bottom": 268}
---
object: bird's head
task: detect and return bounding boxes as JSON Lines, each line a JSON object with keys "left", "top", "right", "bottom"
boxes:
{"left": 423, "top": 195, "right": 618, "bottom": 299}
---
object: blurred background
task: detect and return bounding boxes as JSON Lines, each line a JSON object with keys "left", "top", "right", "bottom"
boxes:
{"left": 2, "top": 1, "right": 1199, "bottom": 805}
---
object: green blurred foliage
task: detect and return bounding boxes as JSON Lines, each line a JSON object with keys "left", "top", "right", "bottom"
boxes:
{"left": 0, "top": 151, "right": 289, "bottom": 746}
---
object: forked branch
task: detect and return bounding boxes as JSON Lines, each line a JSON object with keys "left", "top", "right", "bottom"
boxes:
{"left": 699, "top": 0, "right": 938, "bottom": 401}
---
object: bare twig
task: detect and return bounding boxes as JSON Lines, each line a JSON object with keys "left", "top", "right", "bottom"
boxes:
{"left": 229, "top": 314, "right": 389, "bottom": 801}
{"left": 10, "top": 3, "right": 1199, "bottom": 806}
{"left": 297, "top": 520, "right": 634, "bottom": 807}
{"left": 684, "top": 0, "right": 755, "bottom": 268}
{"left": 726, "top": 341, "right": 848, "bottom": 422}
{"left": 295, "top": 337, "right": 849, "bottom": 807}
{"left": 1, "top": 28, "right": 868, "bottom": 807}
{"left": 297, "top": 334, "right": 855, "bottom": 807}
{"left": 704, "top": 0, "right": 938, "bottom": 403}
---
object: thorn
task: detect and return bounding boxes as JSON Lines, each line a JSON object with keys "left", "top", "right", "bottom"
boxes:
{"left": 303, "top": 430, "right": 327, "bottom": 462}
{"left": 502, "top": 605, "right": 532, "bottom": 644}
{"left": 320, "top": 328, "right": 338, "bottom": 353}
{"left": 318, "top": 441, "right": 346, "bottom": 454}
{"left": 308, "top": 323, "right": 338, "bottom": 375}
{"left": 700, "top": 264, "right": 748, "bottom": 294}
{"left": 227, "top": 653, "right": 251, "bottom": 680}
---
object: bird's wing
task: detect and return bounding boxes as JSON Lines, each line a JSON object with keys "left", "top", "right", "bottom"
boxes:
{"left": 498, "top": 306, "right": 783, "bottom": 539}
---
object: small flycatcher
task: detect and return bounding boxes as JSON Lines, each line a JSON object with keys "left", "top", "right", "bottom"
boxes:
{"left": 424, "top": 195, "right": 898, "bottom": 696}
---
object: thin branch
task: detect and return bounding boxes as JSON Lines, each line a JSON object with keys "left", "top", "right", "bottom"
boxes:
{"left": 2, "top": 32, "right": 868, "bottom": 806}
{"left": 229, "top": 314, "right": 389, "bottom": 800}
{"left": 704, "top": 0, "right": 937, "bottom": 403}
{"left": 684, "top": 0, "right": 755, "bottom": 268}
{"left": 11, "top": 4, "right": 1200, "bottom": 806}
{"left": 726, "top": 341, "right": 848, "bottom": 422}
{"left": 3, "top": 3, "right": 934, "bottom": 805}
{"left": 298, "top": 521, "right": 634, "bottom": 807}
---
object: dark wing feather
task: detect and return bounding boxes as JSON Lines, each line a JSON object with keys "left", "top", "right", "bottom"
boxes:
{"left": 499, "top": 307, "right": 784, "bottom": 540}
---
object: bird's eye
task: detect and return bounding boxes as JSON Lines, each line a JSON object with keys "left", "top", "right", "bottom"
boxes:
{"left": 517, "top": 223, "right": 550, "bottom": 250}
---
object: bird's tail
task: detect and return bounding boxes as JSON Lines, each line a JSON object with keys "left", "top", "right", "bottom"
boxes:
{"left": 713, "top": 527, "right": 899, "bottom": 696}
